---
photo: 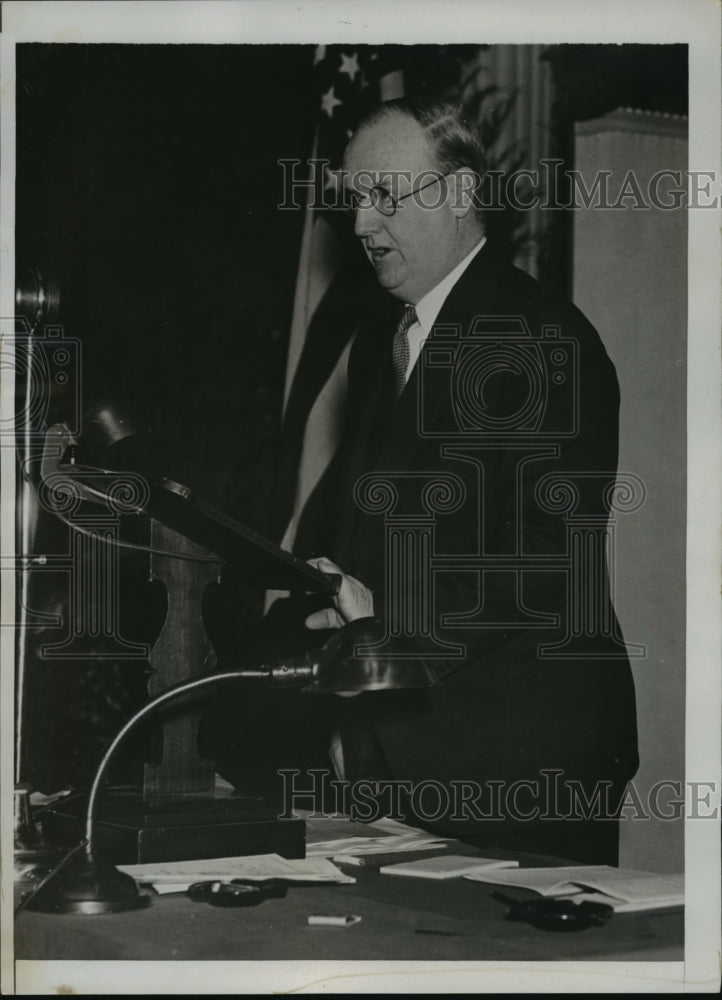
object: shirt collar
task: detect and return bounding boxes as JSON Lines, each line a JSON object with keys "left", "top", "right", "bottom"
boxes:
{"left": 413, "top": 235, "right": 487, "bottom": 337}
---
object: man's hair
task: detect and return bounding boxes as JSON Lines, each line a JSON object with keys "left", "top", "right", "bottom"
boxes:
{"left": 356, "top": 98, "right": 486, "bottom": 181}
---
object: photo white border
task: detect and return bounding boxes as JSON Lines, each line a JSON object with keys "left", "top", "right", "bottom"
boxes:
{"left": 1, "top": 0, "right": 719, "bottom": 994}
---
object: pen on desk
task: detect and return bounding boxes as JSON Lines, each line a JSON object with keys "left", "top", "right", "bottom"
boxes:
{"left": 332, "top": 855, "right": 365, "bottom": 867}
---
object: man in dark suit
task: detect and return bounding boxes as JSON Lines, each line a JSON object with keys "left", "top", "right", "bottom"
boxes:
{"left": 293, "top": 99, "right": 638, "bottom": 865}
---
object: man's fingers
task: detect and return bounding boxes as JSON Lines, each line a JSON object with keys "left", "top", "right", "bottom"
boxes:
{"left": 305, "top": 607, "right": 344, "bottom": 630}
{"left": 305, "top": 556, "right": 343, "bottom": 595}
{"left": 307, "top": 556, "right": 341, "bottom": 574}
{"left": 305, "top": 556, "right": 373, "bottom": 622}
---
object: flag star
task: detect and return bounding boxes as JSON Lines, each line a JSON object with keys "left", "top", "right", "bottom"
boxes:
{"left": 320, "top": 85, "right": 342, "bottom": 118}
{"left": 339, "top": 52, "right": 360, "bottom": 82}
{"left": 314, "top": 45, "right": 326, "bottom": 65}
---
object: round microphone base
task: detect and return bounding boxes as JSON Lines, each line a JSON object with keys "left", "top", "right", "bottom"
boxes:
{"left": 26, "top": 850, "right": 151, "bottom": 915}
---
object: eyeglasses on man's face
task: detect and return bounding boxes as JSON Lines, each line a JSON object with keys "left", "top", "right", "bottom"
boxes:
{"left": 345, "top": 171, "right": 453, "bottom": 217}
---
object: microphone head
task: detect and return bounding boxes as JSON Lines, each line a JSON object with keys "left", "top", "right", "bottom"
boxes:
{"left": 305, "top": 618, "right": 449, "bottom": 694}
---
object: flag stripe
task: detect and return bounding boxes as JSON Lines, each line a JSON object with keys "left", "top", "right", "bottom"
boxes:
{"left": 272, "top": 46, "right": 404, "bottom": 565}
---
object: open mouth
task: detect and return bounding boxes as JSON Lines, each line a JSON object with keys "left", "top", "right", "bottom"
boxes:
{"left": 369, "top": 246, "right": 393, "bottom": 263}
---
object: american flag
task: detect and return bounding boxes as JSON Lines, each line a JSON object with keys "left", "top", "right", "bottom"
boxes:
{"left": 270, "top": 45, "right": 404, "bottom": 563}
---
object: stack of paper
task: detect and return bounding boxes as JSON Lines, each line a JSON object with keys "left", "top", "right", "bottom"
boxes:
{"left": 118, "top": 853, "right": 356, "bottom": 895}
{"left": 463, "top": 865, "right": 684, "bottom": 913}
{"left": 379, "top": 854, "right": 519, "bottom": 880}
{"left": 303, "top": 813, "right": 449, "bottom": 858}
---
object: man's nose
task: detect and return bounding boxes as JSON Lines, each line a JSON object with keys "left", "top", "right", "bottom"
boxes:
{"left": 354, "top": 203, "right": 383, "bottom": 238}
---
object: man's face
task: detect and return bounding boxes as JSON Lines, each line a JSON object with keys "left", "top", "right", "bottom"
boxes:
{"left": 342, "top": 112, "right": 462, "bottom": 305}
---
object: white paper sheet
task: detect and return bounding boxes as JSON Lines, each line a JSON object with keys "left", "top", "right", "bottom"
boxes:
{"left": 463, "top": 865, "right": 684, "bottom": 905}
{"left": 118, "top": 853, "right": 356, "bottom": 885}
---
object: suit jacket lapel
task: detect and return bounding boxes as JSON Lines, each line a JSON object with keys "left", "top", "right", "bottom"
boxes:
{"left": 345, "top": 243, "right": 506, "bottom": 559}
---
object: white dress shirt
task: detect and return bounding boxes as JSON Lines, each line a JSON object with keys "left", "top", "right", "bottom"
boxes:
{"left": 403, "top": 235, "right": 487, "bottom": 381}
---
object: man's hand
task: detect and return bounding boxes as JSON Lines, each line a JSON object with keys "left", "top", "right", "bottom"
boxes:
{"left": 305, "top": 556, "right": 374, "bottom": 630}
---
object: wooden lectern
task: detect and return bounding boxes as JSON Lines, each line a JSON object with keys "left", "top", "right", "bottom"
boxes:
{"left": 40, "top": 464, "right": 338, "bottom": 863}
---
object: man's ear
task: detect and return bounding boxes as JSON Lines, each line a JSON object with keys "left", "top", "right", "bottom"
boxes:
{"left": 448, "top": 168, "right": 480, "bottom": 219}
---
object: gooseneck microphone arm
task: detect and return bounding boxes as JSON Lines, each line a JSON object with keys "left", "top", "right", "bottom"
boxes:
{"left": 22, "top": 662, "right": 315, "bottom": 915}
{"left": 22, "top": 616, "right": 443, "bottom": 915}
{"left": 84, "top": 664, "right": 311, "bottom": 852}
{"left": 84, "top": 612, "right": 444, "bottom": 852}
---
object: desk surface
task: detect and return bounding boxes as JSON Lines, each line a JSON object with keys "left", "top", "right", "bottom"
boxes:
{"left": 15, "top": 847, "right": 683, "bottom": 963}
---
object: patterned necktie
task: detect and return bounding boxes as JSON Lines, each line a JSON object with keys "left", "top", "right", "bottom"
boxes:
{"left": 391, "top": 305, "right": 417, "bottom": 402}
